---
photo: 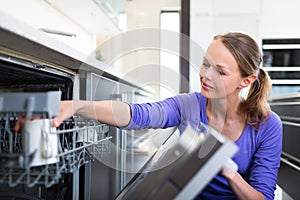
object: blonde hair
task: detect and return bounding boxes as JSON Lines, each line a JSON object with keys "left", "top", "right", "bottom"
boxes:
{"left": 215, "top": 32, "right": 272, "bottom": 129}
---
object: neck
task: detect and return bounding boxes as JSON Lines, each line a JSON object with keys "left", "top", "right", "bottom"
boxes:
{"left": 207, "top": 96, "right": 244, "bottom": 131}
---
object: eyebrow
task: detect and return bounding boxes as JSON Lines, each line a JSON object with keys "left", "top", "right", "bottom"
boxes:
{"left": 215, "top": 64, "right": 227, "bottom": 69}
{"left": 204, "top": 57, "right": 228, "bottom": 69}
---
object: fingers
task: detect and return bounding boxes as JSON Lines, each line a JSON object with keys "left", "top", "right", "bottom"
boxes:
{"left": 13, "top": 118, "right": 23, "bottom": 132}
{"left": 13, "top": 117, "right": 40, "bottom": 132}
{"left": 13, "top": 101, "right": 75, "bottom": 129}
{"left": 52, "top": 100, "right": 75, "bottom": 127}
{"left": 52, "top": 117, "right": 62, "bottom": 128}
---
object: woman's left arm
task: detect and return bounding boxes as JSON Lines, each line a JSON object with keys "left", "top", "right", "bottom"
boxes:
{"left": 222, "top": 113, "right": 282, "bottom": 200}
{"left": 221, "top": 168, "right": 264, "bottom": 200}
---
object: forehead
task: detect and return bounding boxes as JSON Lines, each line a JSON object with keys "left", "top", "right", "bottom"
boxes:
{"left": 205, "top": 39, "right": 238, "bottom": 69}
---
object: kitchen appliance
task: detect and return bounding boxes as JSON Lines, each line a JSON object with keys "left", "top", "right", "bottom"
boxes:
{"left": 0, "top": 55, "right": 111, "bottom": 199}
{"left": 270, "top": 93, "right": 300, "bottom": 200}
{"left": 115, "top": 123, "right": 238, "bottom": 200}
{"left": 262, "top": 39, "right": 300, "bottom": 97}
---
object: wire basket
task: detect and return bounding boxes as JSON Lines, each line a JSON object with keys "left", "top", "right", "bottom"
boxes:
{"left": 0, "top": 115, "right": 112, "bottom": 188}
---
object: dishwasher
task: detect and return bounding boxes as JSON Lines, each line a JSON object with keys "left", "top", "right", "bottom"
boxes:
{"left": 0, "top": 53, "right": 111, "bottom": 200}
{"left": 0, "top": 52, "right": 239, "bottom": 200}
{"left": 115, "top": 123, "right": 238, "bottom": 200}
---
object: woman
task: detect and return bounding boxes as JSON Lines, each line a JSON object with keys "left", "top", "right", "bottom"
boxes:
{"left": 52, "top": 32, "right": 282, "bottom": 200}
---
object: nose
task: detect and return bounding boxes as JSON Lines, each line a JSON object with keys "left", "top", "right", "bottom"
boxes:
{"left": 202, "top": 66, "right": 215, "bottom": 80}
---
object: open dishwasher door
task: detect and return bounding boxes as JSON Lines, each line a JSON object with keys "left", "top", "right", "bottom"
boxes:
{"left": 115, "top": 122, "right": 238, "bottom": 200}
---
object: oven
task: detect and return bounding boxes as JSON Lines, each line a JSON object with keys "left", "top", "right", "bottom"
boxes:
{"left": 262, "top": 38, "right": 300, "bottom": 97}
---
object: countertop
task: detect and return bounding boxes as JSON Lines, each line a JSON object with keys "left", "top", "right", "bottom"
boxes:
{"left": 0, "top": 10, "right": 144, "bottom": 90}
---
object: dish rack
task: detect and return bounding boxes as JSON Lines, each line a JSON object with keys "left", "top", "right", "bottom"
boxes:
{"left": 0, "top": 92, "right": 112, "bottom": 188}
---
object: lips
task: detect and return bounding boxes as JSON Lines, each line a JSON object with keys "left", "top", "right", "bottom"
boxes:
{"left": 201, "top": 82, "right": 213, "bottom": 91}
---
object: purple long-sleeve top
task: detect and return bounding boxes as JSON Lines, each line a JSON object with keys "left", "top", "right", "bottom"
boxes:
{"left": 123, "top": 92, "right": 282, "bottom": 200}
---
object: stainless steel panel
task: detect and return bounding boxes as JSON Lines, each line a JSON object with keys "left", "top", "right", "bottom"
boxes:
{"left": 282, "top": 123, "right": 300, "bottom": 160}
{"left": 278, "top": 159, "right": 300, "bottom": 200}
{"left": 270, "top": 93, "right": 300, "bottom": 119}
{"left": 270, "top": 93, "right": 300, "bottom": 200}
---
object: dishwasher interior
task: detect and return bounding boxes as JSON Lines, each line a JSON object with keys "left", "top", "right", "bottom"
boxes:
{"left": 0, "top": 54, "right": 111, "bottom": 200}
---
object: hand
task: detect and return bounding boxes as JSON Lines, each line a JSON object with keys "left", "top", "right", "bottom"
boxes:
{"left": 52, "top": 101, "right": 75, "bottom": 127}
{"left": 13, "top": 101, "right": 73, "bottom": 132}
{"left": 221, "top": 166, "right": 236, "bottom": 181}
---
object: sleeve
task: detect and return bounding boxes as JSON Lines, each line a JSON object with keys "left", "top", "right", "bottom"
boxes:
{"left": 122, "top": 96, "right": 182, "bottom": 130}
{"left": 248, "top": 113, "right": 283, "bottom": 200}
{"left": 122, "top": 92, "right": 202, "bottom": 130}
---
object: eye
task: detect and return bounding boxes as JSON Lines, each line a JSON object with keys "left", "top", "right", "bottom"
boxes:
{"left": 202, "top": 61, "right": 210, "bottom": 68}
{"left": 216, "top": 69, "right": 225, "bottom": 75}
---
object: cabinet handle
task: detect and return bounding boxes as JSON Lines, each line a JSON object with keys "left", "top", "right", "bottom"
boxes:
{"left": 282, "top": 121, "right": 300, "bottom": 127}
{"left": 280, "top": 157, "right": 300, "bottom": 172}
{"left": 270, "top": 102, "right": 300, "bottom": 106}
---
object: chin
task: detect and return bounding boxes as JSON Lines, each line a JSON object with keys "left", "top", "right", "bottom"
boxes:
{"left": 200, "top": 89, "right": 213, "bottom": 99}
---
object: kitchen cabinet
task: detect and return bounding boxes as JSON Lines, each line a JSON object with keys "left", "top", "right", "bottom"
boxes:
{"left": 270, "top": 93, "right": 300, "bottom": 200}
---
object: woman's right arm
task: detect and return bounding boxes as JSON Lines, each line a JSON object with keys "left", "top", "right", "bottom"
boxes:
{"left": 52, "top": 100, "right": 131, "bottom": 128}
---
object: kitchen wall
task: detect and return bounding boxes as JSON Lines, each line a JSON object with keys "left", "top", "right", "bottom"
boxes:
{"left": 190, "top": 0, "right": 300, "bottom": 92}
{"left": 105, "top": 0, "right": 180, "bottom": 100}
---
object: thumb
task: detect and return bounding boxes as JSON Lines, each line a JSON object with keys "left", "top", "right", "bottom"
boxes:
{"left": 52, "top": 117, "right": 62, "bottom": 127}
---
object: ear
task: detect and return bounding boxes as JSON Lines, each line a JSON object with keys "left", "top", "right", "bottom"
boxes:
{"left": 239, "top": 74, "right": 257, "bottom": 88}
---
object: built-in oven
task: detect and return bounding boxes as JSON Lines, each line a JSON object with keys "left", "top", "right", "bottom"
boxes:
{"left": 262, "top": 38, "right": 300, "bottom": 97}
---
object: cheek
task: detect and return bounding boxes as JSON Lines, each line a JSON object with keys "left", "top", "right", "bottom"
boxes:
{"left": 215, "top": 81, "right": 226, "bottom": 95}
{"left": 221, "top": 79, "right": 239, "bottom": 93}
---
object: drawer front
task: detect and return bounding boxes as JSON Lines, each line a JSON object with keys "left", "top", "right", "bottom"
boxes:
{"left": 282, "top": 122, "right": 300, "bottom": 160}
{"left": 271, "top": 102, "right": 300, "bottom": 119}
{"left": 278, "top": 160, "right": 300, "bottom": 200}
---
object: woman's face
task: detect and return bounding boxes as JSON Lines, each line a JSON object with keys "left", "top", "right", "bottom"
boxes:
{"left": 200, "top": 39, "right": 243, "bottom": 99}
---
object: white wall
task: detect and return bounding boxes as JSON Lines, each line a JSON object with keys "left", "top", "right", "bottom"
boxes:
{"left": 109, "top": 0, "right": 180, "bottom": 100}
{"left": 260, "top": 0, "right": 300, "bottom": 38}
{"left": 190, "top": 0, "right": 300, "bottom": 92}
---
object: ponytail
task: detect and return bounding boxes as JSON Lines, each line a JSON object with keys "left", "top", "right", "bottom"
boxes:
{"left": 241, "top": 68, "right": 272, "bottom": 129}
